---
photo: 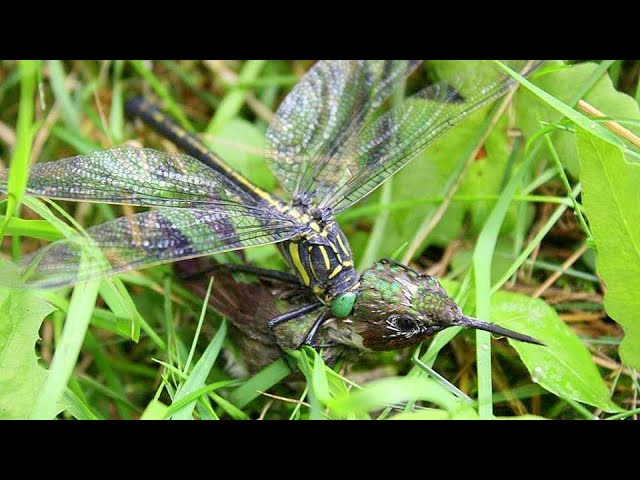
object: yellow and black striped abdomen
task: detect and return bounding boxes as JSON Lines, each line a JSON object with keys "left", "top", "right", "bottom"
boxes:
{"left": 279, "top": 220, "right": 359, "bottom": 303}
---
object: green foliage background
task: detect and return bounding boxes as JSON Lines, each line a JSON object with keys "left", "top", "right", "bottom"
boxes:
{"left": 0, "top": 60, "right": 638, "bottom": 420}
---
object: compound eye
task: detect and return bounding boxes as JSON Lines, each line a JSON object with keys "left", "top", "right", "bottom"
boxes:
{"left": 330, "top": 292, "right": 356, "bottom": 318}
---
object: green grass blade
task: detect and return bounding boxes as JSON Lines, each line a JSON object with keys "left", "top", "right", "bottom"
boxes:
{"left": 30, "top": 278, "right": 100, "bottom": 419}
{"left": 83, "top": 330, "right": 133, "bottom": 419}
{"left": 230, "top": 359, "right": 291, "bottom": 408}
{"left": 62, "top": 388, "right": 103, "bottom": 420}
{"left": 206, "top": 60, "right": 267, "bottom": 134}
{"left": 1, "top": 60, "right": 39, "bottom": 241}
{"left": 47, "top": 60, "right": 80, "bottom": 132}
{"left": 0, "top": 216, "right": 62, "bottom": 241}
{"left": 128, "top": 60, "right": 193, "bottom": 131}
{"left": 208, "top": 391, "right": 250, "bottom": 420}
{"left": 494, "top": 61, "right": 621, "bottom": 146}
{"left": 473, "top": 148, "right": 535, "bottom": 418}
{"left": 109, "top": 60, "right": 125, "bottom": 144}
{"left": 140, "top": 399, "right": 169, "bottom": 420}
{"left": 183, "top": 277, "right": 214, "bottom": 374}
{"left": 164, "top": 380, "right": 237, "bottom": 418}
{"left": 170, "top": 319, "right": 228, "bottom": 420}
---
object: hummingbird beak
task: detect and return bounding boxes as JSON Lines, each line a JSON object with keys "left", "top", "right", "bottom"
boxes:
{"left": 457, "top": 315, "right": 546, "bottom": 346}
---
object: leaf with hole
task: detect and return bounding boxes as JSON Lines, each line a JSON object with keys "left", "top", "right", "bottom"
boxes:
{"left": 577, "top": 129, "right": 640, "bottom": 371}
{"left": 0, "top": 261, "right": 55, "bottom": 419}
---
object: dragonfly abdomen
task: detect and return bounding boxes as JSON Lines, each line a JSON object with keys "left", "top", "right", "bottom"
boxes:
{"left": 125, "top": 97, "right": 283, "bottom": 209}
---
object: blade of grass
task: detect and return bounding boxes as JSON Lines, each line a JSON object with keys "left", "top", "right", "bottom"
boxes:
{"left": 62, "top": 388, "right": 103, "bottom": 420}
{"left": 76, "top": 373, "right": 142, "bottom": 413}
{"left": 170, "top": 318, "right": 228, "bottom": 420}
{"left": 128, "top": 60, "right": 193, "bottom": 132}
{"left": 297, "top": 350, "right": 324, "bottom": 419}
{"left": 1, "top": 60, "right": 39, "bottom": 241}
{"left": 83, "top": 330, "right": 133, "bottom": 419}
{"left": 158, "top": 60, "right": 220, "bottom": 110}
{"left": 473, "top": 149, "right": 535, "bottom": 418}
{"left": 494, "top": 61, "right": 621, "bottom": 147}
{"left": 47, "top": 60, "right": 80, "bottom": 132}
{"left": 0, "top": 216, "right": 62, "bottom": 241}
{"left": 164, "top": 380, "right": 237, "bottom": 418}
{"left": 98, "top": 278, "right": 141, "bottom": 342}
{"left": 30, "top": 278, "right": 100, "bottom": 419}
{"left": 230, "top": 359, "right": 291, "bottom": 408}
{"left": 412, "top": 354, "right": 475, "bottom": 406}
{"left": 183, "top": 277, "right": 214, "bottom": 374}
{"left": 50, "top": 123, "right": 101, "bottom": 153}
{"left": 208, "top": 391, "right": 250, "bottom": 420}
{"left": 140, "top": 399, "right": 169, "bottom": 420}
{"left": 359, "top": 83, "right": 403, "bottom": 267}
{"left": 206, "top": 60, "right": 267, "bottom": 134}
{"left": 491, "top": 184, "right": 580, "bottom": 294}
{"left": 109, "top": 60, "right": 125, "bottom": 144}
{"left": 606, "top": 406, "right": 640, "bottom": 420}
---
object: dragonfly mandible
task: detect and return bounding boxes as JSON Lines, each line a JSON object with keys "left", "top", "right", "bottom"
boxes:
{"left": 1, "top": 60, "right": 544, "bottom": 349}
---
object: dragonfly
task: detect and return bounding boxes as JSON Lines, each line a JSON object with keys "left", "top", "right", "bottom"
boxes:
{"left": 0, "top": 60, "right": 544, "bottom": 349}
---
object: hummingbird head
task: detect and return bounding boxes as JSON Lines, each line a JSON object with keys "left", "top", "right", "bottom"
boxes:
{"left": 326, "top": 259, "right": 544, "bottom": 351}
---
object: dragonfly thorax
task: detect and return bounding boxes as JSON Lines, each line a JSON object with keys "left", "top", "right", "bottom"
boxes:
{"left": 278, "top": 211, "right": 359, "bottom": 304}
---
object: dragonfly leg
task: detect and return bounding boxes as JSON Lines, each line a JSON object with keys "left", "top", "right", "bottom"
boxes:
{"left": 180, "top": 262, "right": 301, "bottom": 285}
{"left": 267, "top": 302, "right": 323, "bottom": 370}
{"left": 301, "top": 311, "right": 329, "bottom": 348}
{"left": 267, "top": 302, "right": 322, "bottom": 331}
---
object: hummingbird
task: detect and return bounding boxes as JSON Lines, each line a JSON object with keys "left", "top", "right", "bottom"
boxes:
{"left": 323, "top": 259, "right": 543, "bottom": 351}
{"left": 178, "top": 257, "right": 543, "bottom": 375}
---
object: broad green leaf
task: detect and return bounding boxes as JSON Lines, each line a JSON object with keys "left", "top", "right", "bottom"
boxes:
{"left": 0, "top": 261, "right": 55, "bottom": 419}
{"left": 206, "top": 117, "right": 276, "bottom": 192}
{"left": 206, "top": 117, "right": 280, "bottom": 267}
{"left": 576, "top": 129, "right": 640, "bottom": 370}
{"left": 368, "top": 60, "right": 532, "bottom": 259}
{"left": 517, "top": 61, "right": 640, "bottom": 177}
{"left": 491, "top": 289, "right": 621, "bottom": 413}
{"left": 437, "top": 278, "right": 620, "bottom": 412}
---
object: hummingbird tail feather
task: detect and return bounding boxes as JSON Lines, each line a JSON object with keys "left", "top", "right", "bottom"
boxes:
{"left": 458, "top": 316, "right": 545, "bottom": 346}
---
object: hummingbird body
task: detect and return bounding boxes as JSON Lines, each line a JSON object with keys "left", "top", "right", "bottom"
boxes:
{"left": 178, "top": 257, "right": 542, "bottom": 375}
{"left": 324, "top": 259, "right": 543, "bottom": 351}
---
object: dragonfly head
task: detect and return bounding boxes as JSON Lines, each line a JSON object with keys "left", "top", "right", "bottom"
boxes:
{"left": 326, "top": 259, "right": 544, "bottom": 351}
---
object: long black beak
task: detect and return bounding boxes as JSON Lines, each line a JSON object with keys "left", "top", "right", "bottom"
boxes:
{"left": 457, "top": 315, "right": 545, "bottom": 346}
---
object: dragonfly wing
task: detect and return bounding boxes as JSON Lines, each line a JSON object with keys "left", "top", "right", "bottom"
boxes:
{"left": 320, "top": 60, "right": 543, "bottom": 212}
{"left": 0, "top": 147, "right": 254, "bottom": 208}
{"left": 265, "top": 60, "right": 421, "bottom": 202}
{"left": 19, "top": 206, "right": 299, "bottom": 288}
